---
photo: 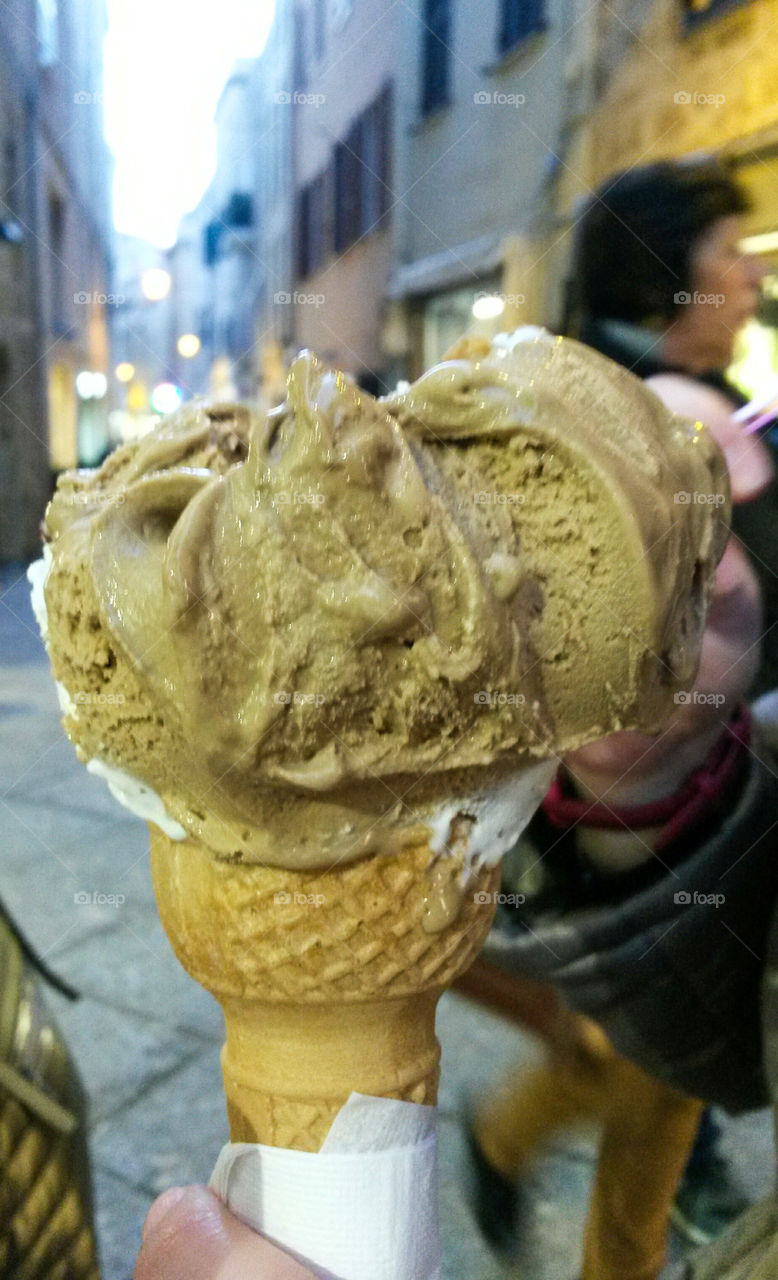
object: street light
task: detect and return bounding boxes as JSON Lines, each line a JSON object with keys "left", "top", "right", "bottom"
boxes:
{"left": 76, "top": 370, "right": 108, "bottom": 399}
{"left": 115, "top": 362, "right": 135, "bottom": 383}
{"left": 151, "top": 382, "right": 183, "bottom": 414}
{"left": 471, "top": 294, "right": 505, "bottom": 321}
{"left": 141, "top": 267, "right": 172, "bottom": 301}
{"left": 177, "top": 333, "right": 201, "bottom": 358}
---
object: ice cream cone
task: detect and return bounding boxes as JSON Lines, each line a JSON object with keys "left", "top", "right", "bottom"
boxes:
{"left": 149, "top": 828, "right": 501, "bottom": 1152}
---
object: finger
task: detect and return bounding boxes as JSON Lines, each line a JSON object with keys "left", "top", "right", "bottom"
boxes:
{"left": 134, "top": 1185, "right": 316, "bottom": 1280}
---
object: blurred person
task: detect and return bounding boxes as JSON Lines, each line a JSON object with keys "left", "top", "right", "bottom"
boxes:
{"left": 469, "top": 158, "right": 777, "bottom": 1280}
{"left": 571, "top": 158, "right": 777, "bottom": 694}
{"left": 134, "top": 1186, "right": 315, "bottom": 1280}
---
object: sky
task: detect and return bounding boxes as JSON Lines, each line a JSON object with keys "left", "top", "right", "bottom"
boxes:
{"left": 103, "top": 0, "right": 275, "bottom": 248}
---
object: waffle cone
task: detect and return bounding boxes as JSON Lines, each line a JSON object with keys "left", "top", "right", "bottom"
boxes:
{"left": 149, "top": 829, "right": 500, "bottom": 1151}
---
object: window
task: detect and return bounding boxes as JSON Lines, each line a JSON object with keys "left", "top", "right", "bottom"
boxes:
{"left": 360, "top": 84, "right": 393, "bottom": 232}
{"left": 334, "top": 119, "right": 363, "bottom": 253}
{"left": 4, "top": 140, "right": 16, "bottom": 191}
{"left": 199, "top": 307, "right": 214, "bottom": 347}
{"left": 330, "top": 0, "right": 352, "bottom": 30}
{"left": 203, "top": 221, "right": 221, "bottom": 267}
{"left": 498, "top": 0, "right": 545, "bottom": 54}
{"left": 682, "top": 0, "right": 751, "bottom": 28}
{"left": 3, "top": 140, "right": 18, "bottom": 220}
{"left": 420, "top": 0, "right": 450, "bottom": 117}
{"left": 332, "top": 83, "right": 393, "bottom": 254}
{"left": 313, "top": 0, "right": 327, "bottom": 61}
{"left": 48, "top": 191, "right": 66, "bottom": 334}
{"left": 296, "top": 170, "right": 328, "bottom": 278}
{"left": 293, "top": 5, "right": 308, "bottom": 89}
{"left": 222, "top": 192, "right": 253, "bottom": 228}
{"left": 36, "top": 0, "right": 58, "bottom": 66}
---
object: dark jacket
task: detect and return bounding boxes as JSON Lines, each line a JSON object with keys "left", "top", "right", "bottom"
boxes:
{"left": 489, "top": 317, "right": 778, "bottom": 1277}
{"left": 486, "top": 735, "right": 778, "bottom": 1113}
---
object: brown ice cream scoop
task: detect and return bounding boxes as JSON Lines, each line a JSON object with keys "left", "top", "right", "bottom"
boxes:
{"left": 41, "top": 328, "right": 726, "bottom": 872}
{"left": 38, "top": 327, "right": 728, "bottom": 1160}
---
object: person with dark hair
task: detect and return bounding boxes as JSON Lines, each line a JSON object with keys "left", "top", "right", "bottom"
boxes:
{"left": 570, "top": 158, "right": 778, "bottom": 697}
{"left": 571, "top": 159, "right": 750, "bottom": 336}
{"left": 469, "top": 157, "right": 778, "bottom": 1280}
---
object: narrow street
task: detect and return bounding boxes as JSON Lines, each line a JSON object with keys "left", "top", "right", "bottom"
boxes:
{"left": 0, "top": 564, "right": 772, "bottom": 1280}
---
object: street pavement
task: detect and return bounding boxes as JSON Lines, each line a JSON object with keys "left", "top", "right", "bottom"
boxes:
{"left": 0, "top": 562, "right": 773, "bottom": 1280}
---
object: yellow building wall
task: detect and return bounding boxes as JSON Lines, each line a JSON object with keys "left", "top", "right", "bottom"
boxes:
{"left": 561, "top": 0, "right": 778, "bottom": 215}
{"left": 48, "top": 361, "right": 78, "bottom": 471}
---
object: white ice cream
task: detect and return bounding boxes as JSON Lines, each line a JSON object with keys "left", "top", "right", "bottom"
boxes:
{"left": 86, "top": 759, "right": 187, "bottom": 840}
{"left": 427, "top": 759, "right": 557, "bottom": 873}
{"left": 492, "top": 324, "right": 548, "bottom": 353}
{"left": 27, "top": 547, "right": 52, "bottom": 642}
{"left": 56, "top": 681, "right": 77, "bottom": 717}
{"left": 29, "top": 548, "right": 80, "bottom": 719}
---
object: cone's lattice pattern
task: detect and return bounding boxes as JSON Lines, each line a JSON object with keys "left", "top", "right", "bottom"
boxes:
{"left": 151, "top": 834, "right": 501, "bottom": 1003}
{"left": 224, "top": 1078, "right": 437, "bottom": 1153}
{"left": 150, "top": 832, "right": 501, "bottom": 1149}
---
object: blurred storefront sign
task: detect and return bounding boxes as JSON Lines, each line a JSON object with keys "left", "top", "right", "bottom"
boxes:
{"left": 722, "top": 152, "right": 778, "bottom": 396}
{"left": 730, "top": 272, "right": 778, "bottom": 399}
{"left": 390, "top": 232, "right": 548, "bottom": 375}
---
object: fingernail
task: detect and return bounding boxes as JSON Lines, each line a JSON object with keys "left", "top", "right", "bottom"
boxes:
{"left": 142, "top": 1186, "right": 188, "bottom": 1241}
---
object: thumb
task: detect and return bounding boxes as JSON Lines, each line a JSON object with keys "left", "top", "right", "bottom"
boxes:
{"left": 134, "top": 1185, "right": 316, "bottom": 1280}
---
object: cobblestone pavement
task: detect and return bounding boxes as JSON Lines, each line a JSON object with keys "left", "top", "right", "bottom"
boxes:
{"left": 1, "top": 563, "right": 773, "bottom": 1279}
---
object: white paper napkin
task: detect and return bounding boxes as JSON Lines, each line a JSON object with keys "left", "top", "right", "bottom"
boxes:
{"left": 210, "top": 1093, "right": 441, "bottom": 1280}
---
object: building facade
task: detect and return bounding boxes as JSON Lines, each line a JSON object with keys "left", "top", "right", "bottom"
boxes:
{"left": 197, "top": 60, "right": 259, "bottom": 400}
{"left": 250, "top": 2, "right": 296, "bottom": 406}
{"left": 166, "top": 0, "right": 778, "bottom": 410}
{"left": 169, "top": 51, "right": 286, "bottom": 405}
{"left": 286, "top": 0, "right": 397, "bottom": 389}
{"left": 561, "top": 0, "right": 778, "bottom": 393}
{"left": 391, "top": 0, "right": 568, "bottom": 376}
{"left": 110, "top": 233, "right": 175, "bottom": 433}
{"left": 0, "top": 0, "right": 113, "bottom": 560}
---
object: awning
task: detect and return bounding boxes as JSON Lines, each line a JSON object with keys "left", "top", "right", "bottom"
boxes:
{"left": 389, "top": 232, "right": 505, "bottom": 300}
